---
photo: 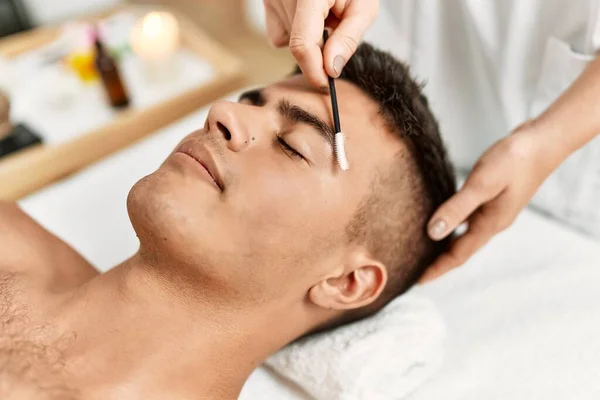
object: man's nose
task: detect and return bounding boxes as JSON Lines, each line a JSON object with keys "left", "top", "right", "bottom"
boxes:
{"left": 206, "top": 101, "right": 265, "bottom": 152}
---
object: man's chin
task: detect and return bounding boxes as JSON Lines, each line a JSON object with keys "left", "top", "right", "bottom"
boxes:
{"left": 125, "top": 175, "right": 239, "bottom": 290}
{"left": 126, "top": 169, "right": 223, "bottom": 254}
{"left": 128, "top": 162, "right": 215, "bottom": 212}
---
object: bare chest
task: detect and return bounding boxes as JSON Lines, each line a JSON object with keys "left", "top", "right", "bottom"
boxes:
{"left": 0, "top": 272, "right": 80, "bottom": 400}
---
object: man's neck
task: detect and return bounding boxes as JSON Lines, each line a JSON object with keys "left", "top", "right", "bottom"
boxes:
{"left": 50, "top": 253, "right": 292, "bottom": 400}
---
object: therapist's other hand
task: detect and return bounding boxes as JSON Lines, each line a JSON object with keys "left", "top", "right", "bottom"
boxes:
{"left": 420, "top": 122, "right": 567, "bottom": 283}
{"left": 264, "top": 0, "right": 379, "bottom": 86}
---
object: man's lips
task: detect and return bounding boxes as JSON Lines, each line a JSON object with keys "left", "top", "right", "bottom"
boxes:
{"left": 175, "top": 141, "right": 224, "bottom": 191}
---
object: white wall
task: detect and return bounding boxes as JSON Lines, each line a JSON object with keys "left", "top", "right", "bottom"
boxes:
{"left": 22, "top": 0, "right": 124, "bottom": 25}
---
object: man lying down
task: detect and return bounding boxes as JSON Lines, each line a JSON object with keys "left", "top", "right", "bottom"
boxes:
{"left": 0, "top": 43, "right": 455, "bottom": 400}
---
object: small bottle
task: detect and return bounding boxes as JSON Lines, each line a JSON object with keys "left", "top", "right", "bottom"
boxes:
{"left": 0, "top": 89, "right": 11, "bottom": 139}
{"left": 94, "top": 34, "right": 130, "bottom": 109}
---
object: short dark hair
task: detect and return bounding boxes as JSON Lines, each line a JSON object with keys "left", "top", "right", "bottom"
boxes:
{"left": 299, "top": 43, "right": 456, "bottom": 330}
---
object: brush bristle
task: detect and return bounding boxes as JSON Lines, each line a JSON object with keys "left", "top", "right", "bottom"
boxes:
{"left": 334, "top": 132, "right": 349, "bottom": 171}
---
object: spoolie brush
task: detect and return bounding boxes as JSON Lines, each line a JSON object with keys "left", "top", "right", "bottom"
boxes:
{"left": 323, "top": 30, "right": 349, "bottom": 171}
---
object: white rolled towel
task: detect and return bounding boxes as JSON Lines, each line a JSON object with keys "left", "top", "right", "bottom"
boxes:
{"left": 266, "top": 293, "right": 445, "bottom": 400}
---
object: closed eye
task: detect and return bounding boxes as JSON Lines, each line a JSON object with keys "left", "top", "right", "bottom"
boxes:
{"left": 238, "top": 88, "right": 310, "bottom": 164}
{"left": 277, "top": 135, "right": 305, "bottom": 161}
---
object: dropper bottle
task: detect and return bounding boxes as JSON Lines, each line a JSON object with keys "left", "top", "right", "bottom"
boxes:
{"left": 93, "top": 28, "right": 130, "bottom": 109}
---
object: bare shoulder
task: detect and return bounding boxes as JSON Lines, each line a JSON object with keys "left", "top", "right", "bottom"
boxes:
{"left": 0, "top": 201, "right": 98, "bottom": 290}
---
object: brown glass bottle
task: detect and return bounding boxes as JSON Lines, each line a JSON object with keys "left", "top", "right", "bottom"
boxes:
{"left": 94, "top": 38, "right": 130, "bottom": 109}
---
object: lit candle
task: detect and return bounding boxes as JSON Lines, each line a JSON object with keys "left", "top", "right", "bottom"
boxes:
{"left": 130, "top": 11, "right": 180, "bottom": 81}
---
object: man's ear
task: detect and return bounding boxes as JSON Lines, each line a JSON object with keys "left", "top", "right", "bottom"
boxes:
{"left": 308, "top": 250, "right": 388, "bottom": 311}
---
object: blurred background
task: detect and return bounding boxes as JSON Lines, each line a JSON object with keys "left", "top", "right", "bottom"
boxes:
{"left": 0, "top": 0, "right": 294, "bottom": 85}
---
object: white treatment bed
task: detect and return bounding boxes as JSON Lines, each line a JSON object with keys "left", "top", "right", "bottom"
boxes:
{"left": 18, "top": 103, "right": 600, "bottom": 400}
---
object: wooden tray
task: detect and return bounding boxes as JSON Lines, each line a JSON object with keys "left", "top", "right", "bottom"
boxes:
{"left": 0, "top": 5, "right": 245, "bottom": 200}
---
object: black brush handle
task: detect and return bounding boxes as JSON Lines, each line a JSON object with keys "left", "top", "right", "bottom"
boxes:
{"left": 323, "top": 30, "right": 341, "bottom": 133}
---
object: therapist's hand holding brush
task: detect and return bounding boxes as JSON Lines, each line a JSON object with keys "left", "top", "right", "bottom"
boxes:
{"left": 264, "top": 0, "right": 379, "bottom": 86}
{"left": 265, "top": 0, "right": 600, "bottom": 282}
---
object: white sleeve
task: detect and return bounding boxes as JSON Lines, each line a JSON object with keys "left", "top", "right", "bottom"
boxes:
{"left": 592, "top": 0, "right": 600, "bottom": 52}
{"left": 364, "top": 0, "right": 414, "bottom": 62}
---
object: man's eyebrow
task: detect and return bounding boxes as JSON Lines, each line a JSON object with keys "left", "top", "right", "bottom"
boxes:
{"left": 238, "top": 89, "right": 336, "bottom": 148}
{"left": 237, "top": 88, "right": 266, "bottom": 106}
{"left": 277, "top": 99, "right": 335, "bottom": 148}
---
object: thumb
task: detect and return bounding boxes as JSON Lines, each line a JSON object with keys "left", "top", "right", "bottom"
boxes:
{"left": 323, "top": 2, "right": 377, "bottom": 78}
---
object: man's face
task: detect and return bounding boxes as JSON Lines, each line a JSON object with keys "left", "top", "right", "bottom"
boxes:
{"left": 127, "top": 75, "right": 401, "bottom": 304}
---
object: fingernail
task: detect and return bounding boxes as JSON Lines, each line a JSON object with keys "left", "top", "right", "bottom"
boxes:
{"left": 333, "top": 55, "right": 346, "bottom": 77}
{"left": 428, "top": 218, "right": 447, "bottom": 240}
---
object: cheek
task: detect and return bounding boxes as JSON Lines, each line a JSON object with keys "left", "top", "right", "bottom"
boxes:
{"left": 228, "top": 167, "right": 346, "bottom": 264}
{"left": 237, "top": 169, "right": 313, "bottom": 230}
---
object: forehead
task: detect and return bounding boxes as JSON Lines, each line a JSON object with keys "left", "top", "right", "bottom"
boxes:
{"left": 266, "top": 75, "right": 402, "bottom": 180}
